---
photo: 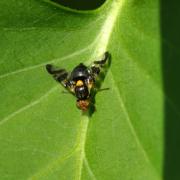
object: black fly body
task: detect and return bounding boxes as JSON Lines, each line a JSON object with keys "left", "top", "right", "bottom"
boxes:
{"left": 46, "top": 52, "right": 111, "bottom": 111}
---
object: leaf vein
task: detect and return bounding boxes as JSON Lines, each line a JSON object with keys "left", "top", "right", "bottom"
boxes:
{"left": 29, "top": 117, "right": 88, "bottom": 179}
{"left": 120, "top": 43, "right": 180, "bottom": 119}
{"left": 0, "top": 86, "right": 58, "bottom": 126}
{"left": 110, "top": 71, "right": 161, "bottom": 180}
{"left": 0, "top": 34, "right": 100, "bottom": 79}
{"left": 75, "top": 115, "right": 89, "bottom": 180}
{"left": 84, "top": 155, "right": 97, "bottom": 180}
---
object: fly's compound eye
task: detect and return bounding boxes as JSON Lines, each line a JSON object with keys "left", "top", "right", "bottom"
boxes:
{"left": 75, "top": 85, "right": 89, "bottom": 100}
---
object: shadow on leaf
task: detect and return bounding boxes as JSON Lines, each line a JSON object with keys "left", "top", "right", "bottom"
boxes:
{"left": 85, "top": 53, "right": 111, "bottom": 117}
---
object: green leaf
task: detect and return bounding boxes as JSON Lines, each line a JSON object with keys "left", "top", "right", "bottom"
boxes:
{"left": 0, "top": 0, "right": 163, "bottom": 179}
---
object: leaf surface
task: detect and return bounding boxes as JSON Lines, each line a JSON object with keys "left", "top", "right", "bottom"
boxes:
{"left": 0, "top": 0, "right": 163, "bottom": 179}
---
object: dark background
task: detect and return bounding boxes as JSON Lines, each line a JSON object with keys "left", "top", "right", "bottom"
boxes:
{"left": 51, "top": 0, "right": 106, "bottom": 10}
{"left": 162, "top": 0, "right": 180, "bottom": 179}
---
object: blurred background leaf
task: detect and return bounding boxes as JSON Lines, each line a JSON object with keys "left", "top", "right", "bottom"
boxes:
{"left": 162, "top": 0, "right": 180, "bottom": 179}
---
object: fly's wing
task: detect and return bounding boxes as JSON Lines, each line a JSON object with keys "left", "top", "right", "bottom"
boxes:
{"left": 90, "top": 51, "right": 111, "bottom": 89}
{"left": 46, "top": 64, "right": 74, "bottom": 94}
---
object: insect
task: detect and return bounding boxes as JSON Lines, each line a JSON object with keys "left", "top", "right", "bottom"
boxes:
{"left": 46, "top": 52, "right": 110, "bottom": 112}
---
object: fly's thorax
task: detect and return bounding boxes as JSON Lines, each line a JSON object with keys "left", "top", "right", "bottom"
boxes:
{"left": 70, "top": 63, "right": 89, "bottom": 81}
